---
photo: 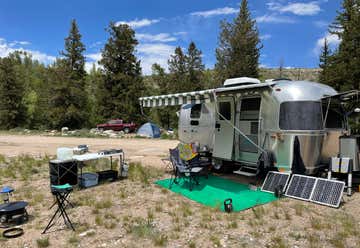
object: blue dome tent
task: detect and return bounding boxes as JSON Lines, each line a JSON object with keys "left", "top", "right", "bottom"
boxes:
{"left": 137, "top": 122, "right": 161, "bottom": 138}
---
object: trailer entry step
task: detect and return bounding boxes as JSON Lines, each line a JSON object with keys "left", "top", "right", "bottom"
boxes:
{"left": 233, "top": 166, "right": 257, "bottom": 177}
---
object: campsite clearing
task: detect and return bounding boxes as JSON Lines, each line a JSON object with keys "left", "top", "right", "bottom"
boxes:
{"left": 0, "top": 134, "right": 359, "bottom": 248}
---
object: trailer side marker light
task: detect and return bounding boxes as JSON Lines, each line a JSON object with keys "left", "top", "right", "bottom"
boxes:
{"left": 275, "top": 88, "right": 281, "bottom": 91}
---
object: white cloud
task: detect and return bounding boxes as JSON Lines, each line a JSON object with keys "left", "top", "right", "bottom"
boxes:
{"left": 313, "top": 33, "right": 341, "bottom": 55}
{"left": 86, "top": 53, "right": 102, "bottom": 61}
{"left": 268, "top": 1, "right": 321, "bottom": 16}
{"left": 137, "top": 43, "right": 175, "bottom": 57}
{"left": 313, "top": 20, "right": 328, "bottom": 28}
{"left": 84, "top": 44, "right": 175, "bottom": 75}
{"left": 256, "top": 14, "right": 296, "bottom": 24}
{"left": 84, "top": 62, "right": 101, "bottom": 72}
{"left": 190, "top": 7, "right": 238, "bottom": 18}
{"left": 136, "top": 33, "right": 176, "bottom": 42}
{"left": 0, "top": 38, "right": 55, "bottom": 64}
{"left": 85, "top": 53, "right": 102, "bottom": 72}
{"left": 137, "top": 43, "right": 176, "bottom": 75}
{"left": 8, "top": 40, "right": 31, "bottom": 47}
{"left": 260, "top": 34, "right": 272, "bottom": 40}
{"left": 89, "top": 41, "right": 102, "bottom": 49}
{"left": 28, "top": 50, "right": 56, "bottom": 64}
{"left": 173, "top": 31, "right": 187, "bottom": 36}
{"left": 116, "top": 18, "right": 159, "bottom": 29}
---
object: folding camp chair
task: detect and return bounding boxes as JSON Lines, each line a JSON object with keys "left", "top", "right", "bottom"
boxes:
{"left": 42, "top": 184, "right": 75, "bottom": 234}
{"left": 169, "top": 148, "right": 205, "bottom": 191}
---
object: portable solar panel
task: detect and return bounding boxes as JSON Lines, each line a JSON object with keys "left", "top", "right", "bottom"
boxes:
{"left": 285, "top": 174, "right": 317, "bottom": 201}
{"left": 261, "top": 171, "right": 290, "bottom": 193}
{"left": 310, "top": 178, "right": 345, "bottom": 208}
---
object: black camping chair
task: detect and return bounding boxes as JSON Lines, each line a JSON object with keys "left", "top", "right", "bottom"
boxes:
{"left": 42, "top": 184, "right": 75, "bottom": 234}
{"left": 169, "top": 148, "right": 206, "bottom": 191}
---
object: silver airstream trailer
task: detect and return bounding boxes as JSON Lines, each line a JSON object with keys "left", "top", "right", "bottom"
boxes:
{"left": 139, "top": 77, "right": 359, "bottom": 176}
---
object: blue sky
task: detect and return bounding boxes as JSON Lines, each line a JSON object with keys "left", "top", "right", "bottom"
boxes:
{"left": 0, "top": 0, "right": 342, "bottom": 74}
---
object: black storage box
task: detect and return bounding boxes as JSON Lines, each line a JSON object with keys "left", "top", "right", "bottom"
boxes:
{"left": 49, "top": 160, "right": 78, "bottom": 186}
{"left": 97, "top": 170, "right": 118, "bottom": 182}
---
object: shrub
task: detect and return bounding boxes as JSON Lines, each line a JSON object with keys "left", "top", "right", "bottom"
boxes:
{"left": 128, "top": 162, "right": 163, "bottom": 185}
{"left": 36, "top": 237, "right": 50, "bottom": 248}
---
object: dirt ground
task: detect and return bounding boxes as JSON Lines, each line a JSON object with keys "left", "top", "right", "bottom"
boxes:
{"left": 0, "top": 134, "right": 178, "bottom": 168}
{"left": 0, "top": 134, "right": 359, "bottom": 248}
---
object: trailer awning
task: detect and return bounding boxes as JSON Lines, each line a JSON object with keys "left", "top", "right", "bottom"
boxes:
{"left": 139, "top": 89, "right": 215, "bottom": 107}
{"left": 321, "top": 90, "right": 360, "bottom": 103}
{"left": 139, "top": 82, "right": 275, "bottom": 107}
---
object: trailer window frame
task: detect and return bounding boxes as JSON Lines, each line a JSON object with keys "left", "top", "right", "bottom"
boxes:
{"left": 279, "top": 101, "right": 323, "bottom": 131}
{"left": 322, "top": 100, "right": 346, "bottom": 129}
{"left": 190, "top": 104, "right": 202, "bottom": 119}
{"left": 219, "top": 102, "right": 231, "bottom": 120}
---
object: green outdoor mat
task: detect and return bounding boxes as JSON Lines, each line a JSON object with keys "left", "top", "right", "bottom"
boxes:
{"left": 155, "top": 175, "right": 277, "bottom": 212}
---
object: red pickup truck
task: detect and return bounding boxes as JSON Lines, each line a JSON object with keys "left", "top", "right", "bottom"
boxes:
{"left": 96, "top": 119, "right": 137, "bottom": 133}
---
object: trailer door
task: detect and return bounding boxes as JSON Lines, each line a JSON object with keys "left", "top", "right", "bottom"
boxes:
{"left": 213, "top": 97, "right": 235, "bottom": 160}
{"left": 238, "top": 97, "right": 261, "bottom": 163}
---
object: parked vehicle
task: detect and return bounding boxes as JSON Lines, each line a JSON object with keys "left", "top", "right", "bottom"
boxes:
{"left": 96, "top": 119, "right": 137, "bottom": 133}
{"left": 139, "top": 77, "right": 360, "bottom": 176}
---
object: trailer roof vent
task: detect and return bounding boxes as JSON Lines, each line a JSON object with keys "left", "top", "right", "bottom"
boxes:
{"left": 223, "top": 77, "right": 261, "bottom": 87}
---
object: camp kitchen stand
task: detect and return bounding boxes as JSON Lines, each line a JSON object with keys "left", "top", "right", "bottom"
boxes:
{"left": 50, "top": 150, "right": 125, "bottom": 188}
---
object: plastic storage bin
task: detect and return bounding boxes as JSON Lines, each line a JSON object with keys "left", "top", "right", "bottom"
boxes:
{"left": 79, "top": 172, "right": 98, "bottom": 188}
{"left": 97, "top": 170, "right": 118, "bottom": 182}
{"left": 57, "top": 147, "right": 74, "bottom": 161}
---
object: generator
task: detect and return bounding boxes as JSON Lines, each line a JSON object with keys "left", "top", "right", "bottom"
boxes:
{"left": 339, "top": 135, "right": 360, "bottom": 172}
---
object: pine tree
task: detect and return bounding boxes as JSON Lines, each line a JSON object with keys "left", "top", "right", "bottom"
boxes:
{"left": 86, "top": 64, "right": 104, "bottom": 126}
{"left": 61, "top": 19, "right": 86, "bottom": 81}
{"left": 329, "top": 0, "right": 360, "bottom": 91}
{"left": 215, "top": 0, "right": 262, "bottom": 83}
{"left": 186, "top": 41, "right": 204, "bottom": 91}
{"left": 168, "top": 47, "right": 188, "bottom": 92}
{"left": 49, "top": 19, "right": 88, "bottom": 129}
{"left": 149, "top": 63, "right": 177, "bottom": 129}
{"left": 320, "top": 39, "right": 331, "bottom": 69}
{"left": 169, "top": 47, "right": 187, "bottom": 75}
{"left": 319, "top": 38, "right": 333, "bottom": 85}
{"left": 0, "top": 57, "right": 26, "bottom": 129}
{"left": 168, "top": 43, "right": 205, "bottom": 93}
{"left": 98, "top": 22, "right": 143, "bottom": 122}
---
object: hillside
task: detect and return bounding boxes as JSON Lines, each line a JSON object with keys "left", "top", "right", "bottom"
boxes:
{"left": 260, "top": 68, "right": 321, "bottom": 82}
{"left": 144, "top": 67, "right": 322, "bottom": 94}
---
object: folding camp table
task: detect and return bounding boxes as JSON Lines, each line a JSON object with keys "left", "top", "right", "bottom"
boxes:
{"left": 73, "top": 151, "right": 125, "bottom": 185}
{"left": 49, "top": 150, "right": 125, "bottom": 188}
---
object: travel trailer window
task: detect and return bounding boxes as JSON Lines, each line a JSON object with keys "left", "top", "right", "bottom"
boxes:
{"left": 240, "top": 98, "right": 261, "bottom": 120}
{"left": 219, "top": 102, "right": 231, "bottom": 120}
{"left": 190, "top": 104, "right": 201, "bottom": 119}
{"left": 322, "top": 102, "right": 345, "bottom": 129}
{"left": 279, "top": 101, "right": 323, "bottom": 130}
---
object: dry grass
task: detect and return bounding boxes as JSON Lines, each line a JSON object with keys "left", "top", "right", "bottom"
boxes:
{"left": 36, "top": 237, "right": 50, "bottom": 248}
{"left": 0, "top": 155, "right": 360, "bottom": 248}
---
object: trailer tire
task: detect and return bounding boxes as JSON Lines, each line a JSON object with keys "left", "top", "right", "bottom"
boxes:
{"left": 212, "top": 160, "right": 237, "bottom": 173}
{"left": 124, "top": 128, "right": 130, "bottom": 134}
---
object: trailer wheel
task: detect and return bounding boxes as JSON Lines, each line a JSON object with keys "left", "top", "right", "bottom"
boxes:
{"left": 124, "top": 128, "right": 130, "bottom": 134}
{"left": 212, "top": 160, "right": 236, "bottom": 173}
{"left": 212, "top": 159, "right": 222, "bottom": 170}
